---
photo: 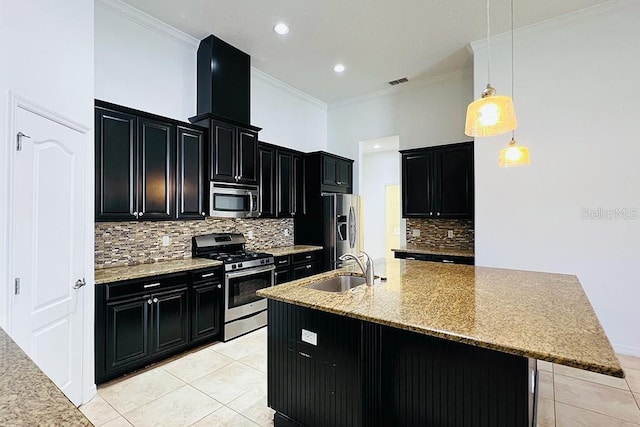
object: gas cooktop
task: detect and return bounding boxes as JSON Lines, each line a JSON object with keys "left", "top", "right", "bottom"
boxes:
{"left": 192, "top": 233, "right": 274, "bottom": 271}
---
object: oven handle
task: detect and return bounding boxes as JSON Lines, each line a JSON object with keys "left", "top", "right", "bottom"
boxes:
{"left": 225, "top": 264, "right": 275, "bottom": 279}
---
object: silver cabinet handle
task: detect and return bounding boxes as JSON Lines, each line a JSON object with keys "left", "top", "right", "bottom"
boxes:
{"left": 216, "top": 284, "right": 222, "bottom": 289}
{"left": 201, "top": 273, "right": 215, "bottom": 278}
{"left": 134, "top": 211, "right": 139, "bottom": 218}
{"left": 147, "top": 299, "right": 153, "bottom": 305}
{"left": 442, "top": 259, "right": 454, "bottom": 263}
{"left": 437, "top": 212, "right": 440, "bottom": 216}
{"left": 73, "top": 278, "right": 86, "bottom": 289}
{"left": 429, "top": 212, "right": 433, "bottom": 216}
{"left": 291, "top": 212, "right": 295, "bottom": 216}
{"left": 406, "top": 257, "right": 416, "bottom": 260}
{"left": 278, "top": 260, "right": 288, "bottom": 264}
{"left": 306, "top": 265, "right": 312, "bottom": 269}
{"left": 144, "top": 282, "right": 161, "bottom": 288}
{"left": 305, "top": 255, "right": 312, "bottom": 259}
{"left": 201, "top": 211, "right": 206, "bottom": 216}
{"left": 139, "top": 212, "right": 144, "bottom": 217}
{"left": 153, "top": 297, "right": 158, "bottom": 303}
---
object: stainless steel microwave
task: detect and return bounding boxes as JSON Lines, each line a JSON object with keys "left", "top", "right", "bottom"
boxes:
{"left": 209, "top": 182, "right": 259, "bottom": 218}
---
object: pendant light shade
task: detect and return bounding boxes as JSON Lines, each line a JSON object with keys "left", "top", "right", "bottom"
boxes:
{"left": 465, "top": 85, "right": 517, "bottom": 137}
{"left": 499, "top": 138, "right": 530, "bottom": 167}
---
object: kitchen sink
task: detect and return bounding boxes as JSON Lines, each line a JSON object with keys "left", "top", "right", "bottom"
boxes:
{"left": 306, "top": 275, "right": 367, "bottom": 292}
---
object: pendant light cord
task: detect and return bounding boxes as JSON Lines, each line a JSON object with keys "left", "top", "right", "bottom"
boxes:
{"left": 486, "top": 0, "right": 491, "bottom": 84}
{"left": 511, "top": 0, "right": 515, "bottom": 140}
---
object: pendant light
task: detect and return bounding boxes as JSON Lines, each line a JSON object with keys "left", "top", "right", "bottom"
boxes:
{"left": 465, "top": 0, "right": 517, "bottom": 137}
{"left": 499, "top": 0, "right": 531, "bottom": 167}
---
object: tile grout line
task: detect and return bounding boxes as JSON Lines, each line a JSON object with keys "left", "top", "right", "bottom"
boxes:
{"left": 554, "top": 401, "right": 640, "bottom": 425}
{"left": 553, "top": 371, "right": 630, "bottom": 391}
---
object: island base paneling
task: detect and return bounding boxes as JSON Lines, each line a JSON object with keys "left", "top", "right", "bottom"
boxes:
{"left": 268, "top": 301, "right": 537, "bottom": 427}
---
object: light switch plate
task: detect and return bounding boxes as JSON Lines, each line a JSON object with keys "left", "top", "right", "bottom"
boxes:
{"left": 162, "top": 235, "right": 170, "bottom": 246}
{"left": 412, "top": 229, "right": 420, "bottom": 237}
{"left": 447, "top": 230, "right": 454, "bottom": 238}
{"left": 301, "top": 329, "right": 317, "bottom": 346}
{"left": 247, "top": 230, "right": 254, "bottom": 239}
{"left": 284, "top": 228, "right": 290, "bottom": 236}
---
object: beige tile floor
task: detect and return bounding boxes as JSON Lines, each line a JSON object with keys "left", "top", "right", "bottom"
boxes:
{"left": 81, "top": 327, "right": 640, "bottom": 427}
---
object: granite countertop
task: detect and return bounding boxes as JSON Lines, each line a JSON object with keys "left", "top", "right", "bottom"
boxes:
{"left": 265, "top": 245, "right": 323, "bottom": 257}
{"left": 0, "top": 328, "right": 92, "bottom": 426}
{"left": 258, "top": 259, "right": 623, "bottom": 378}
{"left": 95, "top": 258, "right": 223, "bottom": 284}
{"left": 392, "top": 245, "right": 475, "bottom": 258}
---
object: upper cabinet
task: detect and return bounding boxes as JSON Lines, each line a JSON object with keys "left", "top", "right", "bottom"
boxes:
{"left": 95, "top": 101, "right": 206, "bottom": 222}
{"left": 203, "top": 120, "right": 258, "bottom": 185}
{"left": 321, "top": 153, "right": 352, "bottom": 192}
{"left": 257, "top": 142, "right": 305, "bottom": 218}
{"left": 401, "top": 142, "right": 474, "bottom": 219}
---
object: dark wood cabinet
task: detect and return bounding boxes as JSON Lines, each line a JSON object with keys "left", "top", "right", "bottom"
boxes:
{"left": 176, "top": 126, "right": 205, "bottom": 219}
{"left": 204, "top": 120, "right": 258, "bottom": 184}
{"left": 190, "top": 268, "right": 223, "bottom": 343}
{"left": 393, "top": 251, "right": 474, "bottom": 265}
{"left": 269, "top": 250, "right": 322, "bottom": 284}
{"left": 96, "top": 268, "right": 222, "bottom": 384}
{"left": 318, "top": 152, "right": 353, "bottom": 192}
{"left": 95, "top": 101, "right": 207, "bottom": 222}
{"left": 258, "top": 145, "right": 276, "bottom": 218}
{"left": 401, "top": 142, "right": 473, "bottom": 219}
{"left": 258, "top": 142, "right": 306, "bottom": 219}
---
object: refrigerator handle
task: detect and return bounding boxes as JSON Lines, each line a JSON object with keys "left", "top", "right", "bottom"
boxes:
{"left": 348, "top": 205, "right": 357, "bottom": 249}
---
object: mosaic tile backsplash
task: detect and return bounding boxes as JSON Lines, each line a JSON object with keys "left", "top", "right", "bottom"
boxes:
{"left": 95, "top": 218, "right": 294, "bottom": 269}
{"left": 406, "top": 218, "right": 474, "bottom": 252}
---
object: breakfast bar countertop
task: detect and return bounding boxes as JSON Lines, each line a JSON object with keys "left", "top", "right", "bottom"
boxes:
{"left": 258, "top": 259, "right": 623, "bottom": 378}
{"left": 0, "top": 327, "right": 91, "bottom": 426}
{"left": 392, "top": 245, "right": 475, "bottom": 258}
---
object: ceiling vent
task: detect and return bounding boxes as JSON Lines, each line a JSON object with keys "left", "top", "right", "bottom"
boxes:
{"left": 388, "top": 77, "right": 409, "bottom": 86}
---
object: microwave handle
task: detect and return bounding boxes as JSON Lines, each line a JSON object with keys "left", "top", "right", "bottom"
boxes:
{"left": 248, "top": 191, "right": 255, "bottom": 214}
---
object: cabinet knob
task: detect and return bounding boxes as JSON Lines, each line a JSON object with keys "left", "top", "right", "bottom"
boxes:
{"left": 153, "top": 297, "right": 158, "bottom": 303}
{"left": 429, "top": 212, "right": 433, "bottom": 216}
{"left": 134, "top": 212, "right": 139, "bottom": 218}
{"left": 306, "top": 265, "right": 312, "bottom": 269}
{"left": 201, "top": 211, "right": 206, "bottom": 216}
{"left": 216, "top": 284, "right": 222, "bottom": 289}
{"left": 437, "top": 212, "right": 440, "bottom": 216}
{"left": 147, "top": 299, "right": 152, "bottom": 304}
{"left": 291, "top": 212, "right": 295, "bottom": 217}
{"left": 139, "top": 212, "right": 144, "bottom": 217}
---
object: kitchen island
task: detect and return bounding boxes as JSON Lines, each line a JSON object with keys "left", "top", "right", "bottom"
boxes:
{"left": 258, "top": 259, "right": 622, "bottom": 427}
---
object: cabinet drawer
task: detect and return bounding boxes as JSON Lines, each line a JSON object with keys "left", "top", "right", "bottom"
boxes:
{"left": 105, "top": 273, "right": 188, "bottom": 301}
{"left": 293, "top": 262, "right": 321, "bottom": 280}
{"left": 430, "top": 254, "right": 475, "bottom": 265}
{"left": 192, "top": 268, "right": 222, "bottom": 285}
{"left": 292, "top": 251, "right": 320, "bottom": 264}
{"left": 274, "top": 255, "right": 291, "bottom": 268}
{"left": 394, "top": 252, "right": 430, "bottom": 261}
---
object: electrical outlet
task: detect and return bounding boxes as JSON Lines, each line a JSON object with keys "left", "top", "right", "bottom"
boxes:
{"left": 247, "top": 230, "right": 254, "bottom": 239}
{"left": 162, "top": 235, "right": 170, "bottom": 246}
{"left": 447, "top": 230, "right": 454, "bottom": 238}
{"left": 412, "top": 229, "right": 420, "bottom": 237}
{"left": 284, "top": 228, "right": 290, "bottom": 236}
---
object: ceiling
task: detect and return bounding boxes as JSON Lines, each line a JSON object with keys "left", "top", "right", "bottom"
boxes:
{"left": 121, "top": 0, "right": 610, "bottom": 104}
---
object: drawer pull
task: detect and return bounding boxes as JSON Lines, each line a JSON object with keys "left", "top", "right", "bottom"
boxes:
{"left": 201, "top": 273, "right": 215, "bottom": 278}
{"left": 442, "top": 260, "right": 454, "bottom": 263}
{"left": 299, "top": 352, "right": 311, "bottom": 358}
{"left": 305, "top": 255, "right": 312, "bottom": 259}
{"left": 144, "top": 282, "right": 161, "bottom": 288}
{"left": 406, "top": 257, "right": 416, "bottom": 260}
{"left": 278, "top": 260, "right": 288, "bottom": 264}
{"left": 306, "top": 265, "right": 312, "bottom": 269}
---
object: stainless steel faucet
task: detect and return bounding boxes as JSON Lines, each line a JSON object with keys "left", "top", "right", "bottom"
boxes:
{"left": 339, "top": 251, "right": 375, "bottom": 286}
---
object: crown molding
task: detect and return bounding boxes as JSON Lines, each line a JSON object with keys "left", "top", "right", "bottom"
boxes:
{"left": 95, "top": 0, "right": 199, "bottom": 49}
{"left": 470, "top": 0, "right": 640, "bottom": 52}
{"left": 251, "top": 68, "right": 327, "bottom": 110}
{"left": 329, "top": 68, "right": 471, "bottom": 110}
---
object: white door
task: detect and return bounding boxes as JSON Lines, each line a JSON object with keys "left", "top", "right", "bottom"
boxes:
{"left": 10, "top": 101, "right": 86, "bottom": 405}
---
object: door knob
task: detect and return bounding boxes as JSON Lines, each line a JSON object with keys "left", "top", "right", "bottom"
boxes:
{"left": 73, "top": 278, "right": 86, "bottom": 289}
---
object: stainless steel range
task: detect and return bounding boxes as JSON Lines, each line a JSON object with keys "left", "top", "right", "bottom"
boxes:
{"left": 192, "top": 233, "right": 274, "bottom": 341}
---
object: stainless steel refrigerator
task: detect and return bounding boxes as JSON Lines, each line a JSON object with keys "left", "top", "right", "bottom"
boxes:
{"left": 322, "top": 193, "right": 362, "bottom": 270}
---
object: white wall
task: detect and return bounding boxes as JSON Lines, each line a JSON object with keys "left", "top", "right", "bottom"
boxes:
{"left": 95, "top": 0, "right": 327, "bottom": 150}
{"left": 0, "top": 0, "right": 95, "bottom": 400}
{"left": 360, "top": 147, "right": 401, "bottom": 259}
{"left": 327, "top": 69, "right": 473, "bottom": 192}
{"left": 472, "top": 1, "right": 640, "bottom": 355}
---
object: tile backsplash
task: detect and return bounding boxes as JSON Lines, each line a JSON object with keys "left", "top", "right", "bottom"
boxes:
{"left": 406, "top": 218, "right": 474, "bottom": 252}
{"left": 95, "top": 218, "right": 294, "bottom": 269}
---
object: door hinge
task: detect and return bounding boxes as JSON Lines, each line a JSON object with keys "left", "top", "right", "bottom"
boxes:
{"left": 16, "top": 132, "right": 30, "bottom": 151}
{"left": 14, "top": 278, "right": 20, "bottom": 295}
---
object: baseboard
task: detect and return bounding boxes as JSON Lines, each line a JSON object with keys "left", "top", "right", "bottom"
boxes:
{"left": 613, "top": 343, "right": 640, "bottom": 358}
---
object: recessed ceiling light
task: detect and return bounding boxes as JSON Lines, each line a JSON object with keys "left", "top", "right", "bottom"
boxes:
{"left": 333, "top": 64, "right": 345, "bottom": 73}
{"left": 273, "top": 23, "right": 289, "bottom": 35}
{"left": 373, "top": 144, "right": 381, "bottom": 149}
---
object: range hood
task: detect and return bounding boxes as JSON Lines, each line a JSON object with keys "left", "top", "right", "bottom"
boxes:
{"left": 191, "top": 34, "right": 251, "bottom": 125}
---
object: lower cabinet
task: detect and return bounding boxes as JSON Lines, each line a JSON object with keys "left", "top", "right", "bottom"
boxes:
{"left": 96, "top": 267, "right": 222, "bottom": 384}
{"left": 394, "top": 251, "right": 474, "bottom": 265}
{"left": 271, "top": 250, "right": 322, "bottom": 285}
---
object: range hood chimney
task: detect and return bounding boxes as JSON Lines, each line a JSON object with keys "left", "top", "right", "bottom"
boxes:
{"left": 194, "top": 35, "right": 251, "bottom": 125}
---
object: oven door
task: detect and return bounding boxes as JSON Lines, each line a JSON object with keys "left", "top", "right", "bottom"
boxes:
{"left": 224, "top": 264, "right": 275, "bottom": 322}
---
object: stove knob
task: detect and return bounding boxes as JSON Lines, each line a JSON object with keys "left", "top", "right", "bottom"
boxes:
{"left": 260, "top": 259, "right": 265, "bottom": 264}
{"left": 231, "top": 264, "right": 236, "bottom": 270}
{"left": 238, "top": 263, "right": 243, "bottom": 268}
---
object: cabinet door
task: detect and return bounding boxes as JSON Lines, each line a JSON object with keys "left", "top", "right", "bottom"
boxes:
{"left": 237, "top": 129, "right": 258, "bottom": 184}
{"left": 151, "top": 287, "right": 189, "bottom": 355}
{"left": 191, "top": 282, "right": 222, "bottom": 342}
{"left": 95, "top": 108, "right": 137, "bottom": 221}
{"left": 293, "top": 154, "right": 306, "bottom": 216}
{"left": 138, "top": 118, "right": 174, "bottom": 220}
{"left": 176, "top": 126, "right": 205, "bottom": 219}
{"left": 402, "top": 152, "right": 432, "bottom": 217}
{"left": 293, "top": 262, "right": 320, "bottom": 280}
{"left": 277, "top": 151, "right": 293, "bottom": 218}
{"left": 211, "top": 121, "right": 236, "bottom": 182}
{"left": 322, "top": 155, "right": 338, "bottom": 186}
{"left": 258, "top": 145, "right": 276, "bottom": 218}
{"left": 433, "top": 143, "right": 474, "bottom": 219}
{"left": 337, "top": 160, "right": 352, "bottom": 189}
{"left": 105, "top": 296, "right": 150, "bottom": 373}
{"left": 274, "top": 268, "right": 292, "bottom": 285}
